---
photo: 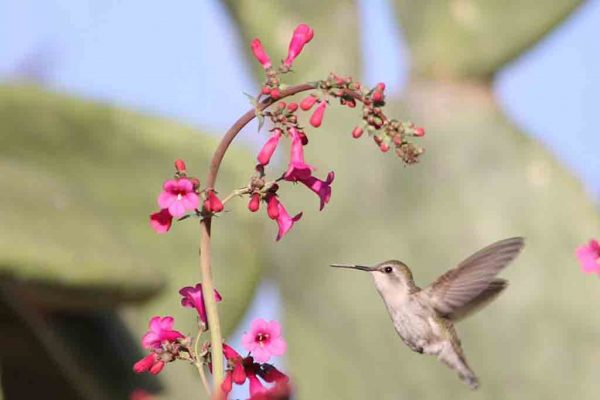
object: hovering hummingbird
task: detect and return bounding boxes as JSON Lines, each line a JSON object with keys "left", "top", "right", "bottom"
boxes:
{"left": 330, "top": 237, "right": 524, "bottom": 390}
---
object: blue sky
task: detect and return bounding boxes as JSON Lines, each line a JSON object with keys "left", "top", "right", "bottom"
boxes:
{"left": 2, "top": 0, "right": 599, "bottom": 396}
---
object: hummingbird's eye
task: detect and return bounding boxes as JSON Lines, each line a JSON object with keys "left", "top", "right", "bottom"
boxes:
{"left": 384, "top": 266, "right": 393, "bottom": 273}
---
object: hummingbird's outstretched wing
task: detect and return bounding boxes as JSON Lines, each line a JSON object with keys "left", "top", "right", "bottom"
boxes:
{"left": 423, "top": 237, "right": 524, "bottom": 320}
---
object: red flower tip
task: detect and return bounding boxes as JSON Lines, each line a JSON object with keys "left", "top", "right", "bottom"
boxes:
{"left": 174, "top": 159, "right": 187, "bottom": 173}
{"left": 309, "top": 101, "right": 327, "bottom": 128}
{"left": 267, "top": 195, "right": 280, "bottom": 220}
{"left": 414, "top": 127, "right": 425, "bottom": 137}
{"left": 133, "top": 354, "right": 156, "bottom": 374}
{"left": 261, "top": 86, "right": 271, "bottom": 95}
{"left": 248, "top": 193, "right": 261, "bottom": 212}
{"left": 300, "top": 95, "right": 318, "bottom": 111}
{"left": 287, "top": 102, "right": 298, "bottom": 112}
{"left": 232, "top": 362, "right": 247, "bottom": 384}
{"left": 250, "top": 39, "right": 272, "bottom": 69}
{"left": 380, "top": 142, "right": 390, "bottom": 152}
{"left": 283, "top": 23, "right": 314, "bottom": 68}
{"left": 204, "top": 190, "right": 224, "bottom": 213}
{"left": 270, "top": 88, "right": 281, "bottom": 99}
{"left": 221, "top": 372, "right": 233, "bottom": 394}
{"left": 375, "top": 82, "right": 386, "bottom": 92}
{"left": 351, "top": 127, "right": 363, "bottom": 139}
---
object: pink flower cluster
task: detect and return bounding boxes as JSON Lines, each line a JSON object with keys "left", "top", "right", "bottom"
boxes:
{"left": 133, "top": 316, "right": 185, "bottom": 375}
{"left": 149, "top": 159, "right": 224, "bottom": 234}
{"left": 576, "top": 239, "right": 600, "bottom": 275}
{"left": 218, "top": 320, "right": 289, "bottom": 399}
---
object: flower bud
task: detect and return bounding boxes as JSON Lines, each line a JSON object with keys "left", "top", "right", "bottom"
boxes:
{"left": 380, "top": 142, "right": 390, "bottom": 152}
{"left": 204, "top": 190, "right": 224, "bottom": 213}
{"left": 174, "top": 159, "right": 187, "bottom": 173}
{"left": 375, "top": 82, "right": 386, "bottom": 92}
{"left": 248, "top": 193, "right": 261, "bottom": 212}
{"left": 261, "top": 86, "right": 271, "bottom": 95}
{"left": 267, "top": 196, "right": 280, "bottom": 220}
{"left": 414, "top": 127, "right": 425, "bottom": 137}
{"left": 232, "top": 362, "right": 247, "bottom": 384}
{"left": 310, "top": 101, "right": 327, "bottom": 128}
{"left": 149, "top": 361, "right": 165, "bottom": 375}
{"left": 287, "top": 102, "right": 298, "bottom": 112}
{"left": 221, "top": 373, "right": 233, "bottom": 394}
{"left": 372, "top": 90, "right": 384, "bottom": 103}
{"left": 250, "top": 39, "right": 272, "bottom": 69}
{"left": 270, "top": 88, "right": 280, "bottom": 99}
{"left": 283, "top": 23, "right": 314, "bottom": 68}
{"left": 351, "top": 127, "right": 363, "bottom": 139}
{"left": 300, "top": 95, "right": 318, "bottom": 111}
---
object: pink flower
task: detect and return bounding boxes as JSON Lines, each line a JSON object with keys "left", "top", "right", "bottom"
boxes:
{"left": 242, "top": 319, "right": 287, "bottom": 363}
{"left": 309, "top": 101, "right": 327, "bottom": 128}
{"left": 248, "top": 373, "right": 268, "bottom": 397}
{"left": 576, "top": 239, "right": 600, "bottom": 275}
{"left": 251, "top": 39, "right": 272, "bottom": 69}
{"left": 299, "top": 171, "right": 334, "bottom": 210}
{"left": 133, "top": 354, "right": 164, "bottom": 376}
{"left": 157, "top": 178, "right": 199, "bottom": 218}
{"left": 149, "top": 209, "right": 173, "bottom": 233}
{"left": 275, "top": 202, "right": 302, "bottom": 241}
{"left": 284, "top": 128, "right": 314, "bottom": 182}
{"left": 257, "top": 129, "right": 282, "bottom": 166}
{"left": 352, "top": 126, "right": 363, "bottom": 139}
{"left": 204, "top": 190, "right": 224, "bottom": 213}
{"left": 129, "top": 389, "right": 154, "bottom": 400}
{"left": 179, "top": 283, "right": 223, "bottom": 326}
{"left": 283, "top": 24, "right": 314, "bottom": 68}
{"left": 141, "top": 316, "right": 184, "bottom": 350}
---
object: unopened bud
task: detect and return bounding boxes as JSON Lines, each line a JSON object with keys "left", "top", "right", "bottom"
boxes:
{"left": 300, "top": 95, "right": 318, "bottom": 111}
{"left": 352, "top": 127, "right": 363, "bottom": 139}
{"left": 270, "top": 88, "right": 281, "bottom": 99}
{"left": 310, "top": 101, "right": 327, "bottom": 128}
{"left": 414, "top": 127, "right": 425, "bottom": 137}
{"left": 372, "top": 90, "right": 384, "bottom": 103}
{"left": 248, "top": 193, "right": 261, "bottom": 212}
{"left": 380, "top": 142, "right": 390, "bottom": 153}
{"left": 287, "top": 102, "right": 298, "bottom": 112}
{"left": 375, "top": 82, "right": 386, "bottom": 92}
{"left": 261, "top": 86, "right": 271, "bottom": 95}
{"left": 174, "top": 159, "right": 187, "bottom": 173}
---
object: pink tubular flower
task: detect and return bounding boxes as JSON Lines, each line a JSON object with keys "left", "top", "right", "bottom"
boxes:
{"left": 283, "top": 24, "right": 314, "bottom": 68}
{"left": 141, "top": 316, "right": 184, "bottom": 350}
{"left": 275, "top": 202, "right": 302, "bottom": 241}
{"left": 576, "top": 239, "right": 600, "bottom": 275}
{"left": 133, "top": 353, "right": 165, "bottom": 376}
{"left": 299, "top": 171, "right": 334, "bottom": 211}
{"left": 257, "top": 129, "right": 283, "bottom": 166}
{"left": 179, "top": 283, "right": 223, "bottom": 326}
{"left": 204, "top": 190, "right": 224, "bottom": 213}
{"left": 149, "top": 209, "right": 173, "bottom": 233}
{"left": 284, "top": 128, "right": 314, "bottom": 182}
{"left": 157, "top": 178, "right": 199, "bottom": 218}
{"left": 251, "top": 39, "right": 272, "bottom": 69}
{"left": 242, "top": 319, "right": 287, "bottom": 363}
{"left": 309, "top": 101, "right": 327, "bottom": 128}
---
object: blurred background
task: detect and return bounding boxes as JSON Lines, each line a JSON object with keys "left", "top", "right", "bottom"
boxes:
{"left": 1, "top": 0, "right": 600, "bottom": 399}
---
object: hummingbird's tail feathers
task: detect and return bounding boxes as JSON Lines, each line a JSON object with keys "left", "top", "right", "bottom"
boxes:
{"left": 447, "top": 279, "right": 508, "bottom": 322}
{"left": 461, "top": 372, "right": 480, "bottom": 390}
{"left": 437, "top": 340, "right": 480, "bottom": 390}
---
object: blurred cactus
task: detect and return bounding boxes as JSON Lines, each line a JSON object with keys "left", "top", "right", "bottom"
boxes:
{"left": 225, "top": 1, "right": 600, "bottom": 399}
{"left": 0, "top": 85, "right": 266, "bottom": 399}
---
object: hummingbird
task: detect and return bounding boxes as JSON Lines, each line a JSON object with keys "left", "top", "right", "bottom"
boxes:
{"left": 330, "top": 237, "right": 525, "bottom": 390}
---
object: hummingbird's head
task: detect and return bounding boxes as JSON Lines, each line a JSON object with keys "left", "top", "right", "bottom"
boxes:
{"left": 330, "top": 260, "right": 418, "bottom": 294}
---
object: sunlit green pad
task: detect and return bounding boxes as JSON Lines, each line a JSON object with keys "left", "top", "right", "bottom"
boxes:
{"left": 0, "top": 83, "right": 264, "bottom": 329}
{"left": 394, "top": 0, "right": 582, "bottom": 79}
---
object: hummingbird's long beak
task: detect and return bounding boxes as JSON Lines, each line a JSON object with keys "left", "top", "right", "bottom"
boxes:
{"left": 329, "top": 264, "right": 374, "bottom": 272}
